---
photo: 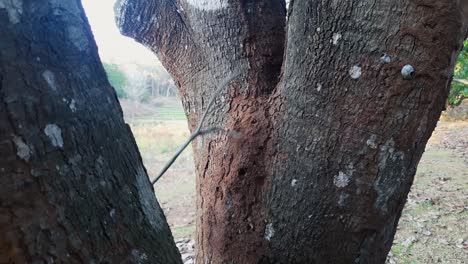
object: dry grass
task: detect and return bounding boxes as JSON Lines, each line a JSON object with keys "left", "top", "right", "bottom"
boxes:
{"left": 387, "top": 122, "right": 468, "bottom": 264}
{"left": 129, "top": 120, "right": 196, "bottom": 236}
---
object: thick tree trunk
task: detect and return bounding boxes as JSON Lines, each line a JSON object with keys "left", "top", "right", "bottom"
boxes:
{"left": 266, "top": 1, "right": 466, "bottom": 263}
{"left": 118, "top": 0, "right": 468, "bottom": 263}
{"left": 0, "top": 1, "right": 180, "bottom": 263}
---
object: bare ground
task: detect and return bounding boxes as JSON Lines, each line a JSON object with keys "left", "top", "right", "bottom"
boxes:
{"left": 387, "top": 121, "right": 468, "bottom": 264}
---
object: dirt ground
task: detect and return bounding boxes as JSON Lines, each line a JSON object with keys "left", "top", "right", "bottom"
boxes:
{"left": 130, "top": 120, "right": 197, "bottom": 238}
{"left": 387, "top": 121, "right": 468, "bottom": 264}
{"left": 130, "top": 114, "right": 467, "bottom": 263}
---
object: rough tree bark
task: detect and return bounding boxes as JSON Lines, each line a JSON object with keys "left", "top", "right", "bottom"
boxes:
{"left": 118, "top": 0, "right": 468, "bottom": 263}
{"left": 0, "top": 1, "right": 181, "bottom": 263}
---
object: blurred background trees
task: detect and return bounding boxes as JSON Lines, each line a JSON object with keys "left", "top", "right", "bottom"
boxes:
{"left": 451, "top": 40, "right": 468, "bottom": 106}
{"left": 103, "top": 62, "right": 177, "bottom": 102}
{"left": 102, "top": 60, "right": 181, "bottom": 121}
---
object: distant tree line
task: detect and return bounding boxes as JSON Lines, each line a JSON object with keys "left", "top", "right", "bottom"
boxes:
{"left": 103, "top": 62, "right": 177, "bottom": 102}
{"left": 451, "top": 40, "right": 468, "bottom": 105}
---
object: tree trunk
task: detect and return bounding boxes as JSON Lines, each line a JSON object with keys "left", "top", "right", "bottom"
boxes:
{"left": 118, "top": 0, "right": 468, "bottom": 263}
{"left": 0, "top": 1, "right": 181, "bottom": 263}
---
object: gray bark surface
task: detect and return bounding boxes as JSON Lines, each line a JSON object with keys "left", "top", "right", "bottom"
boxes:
{"left": 267, "top": 1, "right": 466, "bottom": 263}
{"left": 0, "top": 1, "right": 181, "bottom": 263}
{"left": 119, "top": 0, "right": 467, "bottom": 263}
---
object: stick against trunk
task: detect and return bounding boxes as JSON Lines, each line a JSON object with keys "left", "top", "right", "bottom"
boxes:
{"left": 152, "top": 71, "right": 240, "bottom": 185}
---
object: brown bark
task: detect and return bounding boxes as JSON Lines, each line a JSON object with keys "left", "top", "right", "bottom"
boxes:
{"left": 118, "top": 1, "right": 285, "bottom": 263}
{"left": 117, "top": 0, "right": 468, "bottom": 263}
{"left": 0, "top": 1, "right": 181, "bottom": 263}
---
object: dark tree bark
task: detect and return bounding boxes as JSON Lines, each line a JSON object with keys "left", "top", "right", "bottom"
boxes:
{"left": 118, "top": 0, "right": 468, "bottom": 263}
{"left": 0, "top": 1, "right": 181, "bottom": 263}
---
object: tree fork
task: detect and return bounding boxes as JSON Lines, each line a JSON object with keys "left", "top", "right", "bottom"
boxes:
{"left": 118, "top": 1, "right": 286, "bottom": 263}
{"left": 118, "top": 0, "right": 468, "bottom": 263}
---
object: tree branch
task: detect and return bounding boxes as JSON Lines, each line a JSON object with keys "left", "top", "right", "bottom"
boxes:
{"left": 454, "top": 78, "right": 468, "bottom": 85}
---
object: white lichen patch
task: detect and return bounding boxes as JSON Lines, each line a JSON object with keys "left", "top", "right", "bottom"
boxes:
{"left": 366, "top": 134, "right": 378, "bottom": 149}
{"left": 69, "top": 99, "right": 77, "bottom": 112}
{"left": 42, "top": 70, "right": 58, "bottom": 91}
{"left": 373, "top": 138, "right": 406, "bottom": 212}
{"left": 338, "top": 193, "right": 349, "bottom": 207}
{"left": 264, "top": 223, "right": 275, "bottom": 241}
{"left": 13, "top": 136, "right": 31, "bottom": 161}
{"left": 109, "top": 208, "right": 116, "bottom": 219}
{"left": 349, "top": 65, "right": 362, "bottom": 79}
{"left": 186, "top": 0, "right": 228, "bottom": 11}
{"left": 380, "top": 53, "right": 391, "bottom": 64}
{"left": 334, "top": 171, "right": 350, "bottom": 188}
{"left": 0, "top": 0, "right": 23, "bottom": 24}
{"left": 224, "top": 196, "right": 233, "bottom": 209}
{"left": 67, "top": 26, "right": 89, "bottom": 51}
{"left": 131, "top": 249, "right": 149, "bottom": 264}
{"left": 316, "top": 83, "right": 322, "bottom": 92}
{"left": 291, "top": 179, "right": 298, "bottom": 187}
{"left": 332, "top": 33, "right": 342, "bottom": 45}
{"left": 44, "top": 124, "right": 64, "bottom": 148}
{"left": 136, "top": 166, "right": 165, "bottom": 232}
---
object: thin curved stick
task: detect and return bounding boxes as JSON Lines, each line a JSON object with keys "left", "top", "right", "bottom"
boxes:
{"left": 152, "top": 71, "right": 240, "bottom": 185}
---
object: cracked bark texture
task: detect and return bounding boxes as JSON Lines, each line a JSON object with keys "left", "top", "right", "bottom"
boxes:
{"left": 117, "top": 0, "right": 468, "bottom": 263}
{"left": 0, "top": 0, "right": 181, "bottom": 263}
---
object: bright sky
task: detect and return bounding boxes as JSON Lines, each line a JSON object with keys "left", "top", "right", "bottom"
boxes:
{"left": 81, "top": 0, "right": 158, "bottom": 65}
